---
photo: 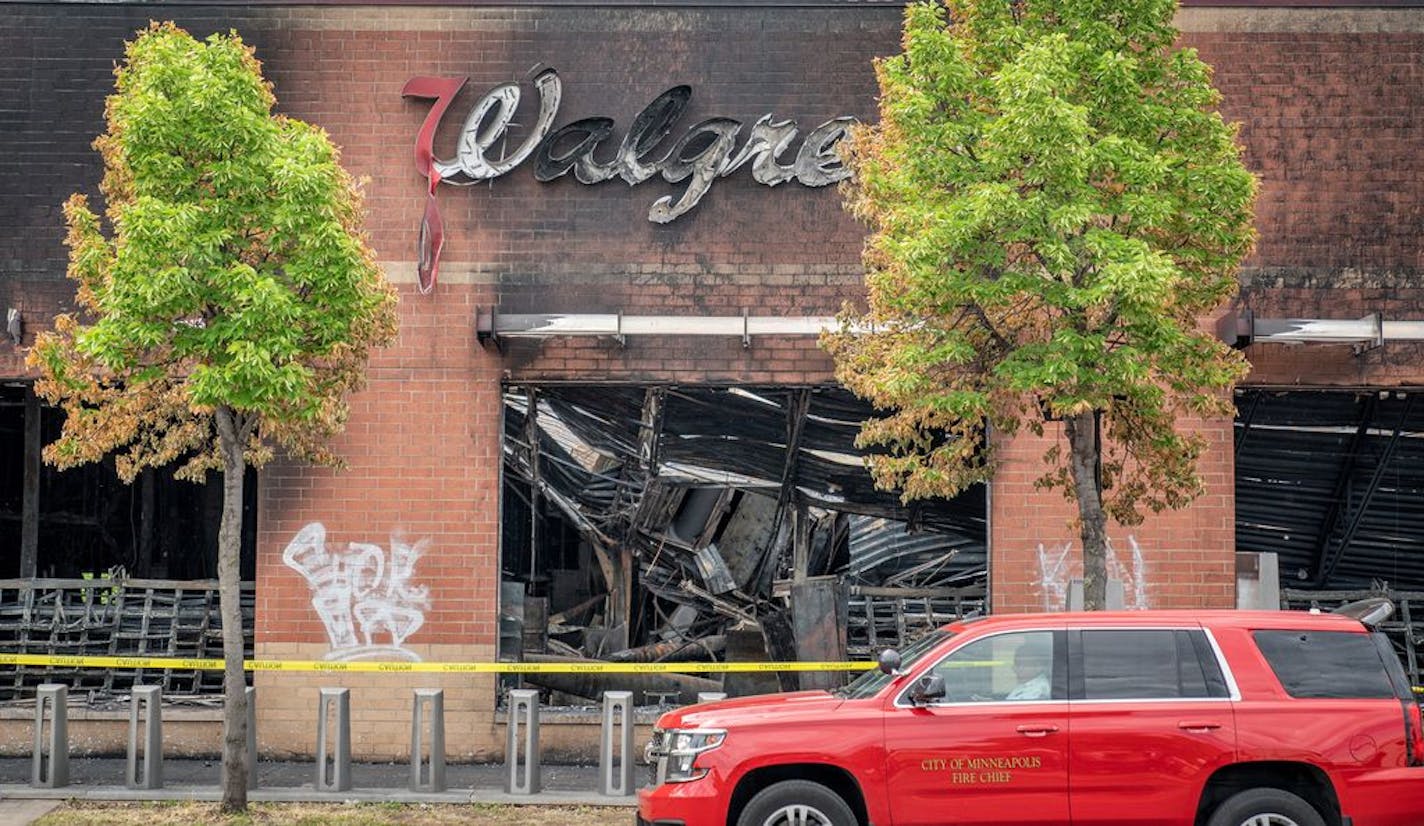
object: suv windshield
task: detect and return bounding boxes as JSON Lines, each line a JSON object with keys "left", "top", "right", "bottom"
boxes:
{"left": 836, "top": 629, "right": 953, "bottom": 700}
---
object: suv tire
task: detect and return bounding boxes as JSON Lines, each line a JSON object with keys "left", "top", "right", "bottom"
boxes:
{"left": 1207, "top": 788, "right": 1327, "bottom": 826}
{"left": 736, "top": 779, "right": 857, "bottom": 826}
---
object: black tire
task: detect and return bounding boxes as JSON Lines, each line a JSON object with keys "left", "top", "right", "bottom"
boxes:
{"left": 1207, "top": 788, "right": 1328, "bottom": 826}
{"left": 735, "top": 779, "right": 858, "bottom": 826}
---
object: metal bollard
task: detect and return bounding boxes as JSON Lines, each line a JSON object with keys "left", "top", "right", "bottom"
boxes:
{"left": 599, "top": 691, "right": 635, "bottom": 796}
{"left": 504, "top": 688, "right": 541, "bottom": 795}
{"left": 315, "top": 688, "right": 352, "bottom": 792}
{"left": 696, "top": 692, "right": 727, "bottom": 704}
{"left": 126, "top": 685, "right": 163, "bottom": 789}
{"left": 410, "top": 689, "right": 446, "bottom": 793}
{"left": 245, "top": 686, "right": 257, "bottom": 790}
{"left": 31, "top": 684, "right": 68, "bottom": 788}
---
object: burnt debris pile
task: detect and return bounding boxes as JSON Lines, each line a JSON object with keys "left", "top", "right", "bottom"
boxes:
{"left": 500, "top": 385, "right": 988, "bottom": 704}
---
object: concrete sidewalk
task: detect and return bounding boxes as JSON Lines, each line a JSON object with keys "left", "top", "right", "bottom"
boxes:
{"left": 0, "top": 758, "right": 638, "bottom": 806}
{"left": 0, "top": 799, "right": 60, "bottom": 826}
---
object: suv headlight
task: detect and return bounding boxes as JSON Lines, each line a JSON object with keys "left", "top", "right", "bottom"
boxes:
{"left": 646, "top": 727, "right": 726, "bottom": 783}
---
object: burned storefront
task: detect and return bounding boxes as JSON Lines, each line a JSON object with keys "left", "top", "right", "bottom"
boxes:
{"left": 0, "top": 382, "right": 257, "bottom": 702}
{"left": 0, "top": 0, "right": 1421, "bottom": 760}
{"left": 498, "top": 385, "right": 985, "bottom": 703}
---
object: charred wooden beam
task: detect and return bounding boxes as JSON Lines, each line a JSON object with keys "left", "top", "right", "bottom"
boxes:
{"left": 638, "top": 386, "right": 666, "bottom": 477}
{"left": 549, "top": 593, "right": 604, "bottom": 627}
{"left": 606, "top": 635, "right": 726, "bottom": 663}
{"left": 691, "top": 490, "right": 737, "bottom": 551}
{"left": 1234, "top": 390, "right": 1261, "bottom": 457}
{"left": 525, "top": 386, "right": 541, "bottom": 584}
{"left": 521, "top": 654, "right": 721, "bottom": 704}
{"left": 20, "top": 385, "right": 39, "bottom": 579}
{"left": 1307, "top": 393, "right": 1376, "bottom": 586}
{"left": 775, "top": 389, "right": 811, "bottom": 530}
{"left": 883, "top": 549, "right": 962, "bottom": 588}
{"left": 677, "top": 579, "right": 757, "bottom": 626}
{"left": 751, "top": 389, "right": 812, "bottom": 594}
{"left": 791, "top": 506, "right": 812, "bottom": 584}
{"left": 610, "top": 544, "right": 634, "bottom": 652}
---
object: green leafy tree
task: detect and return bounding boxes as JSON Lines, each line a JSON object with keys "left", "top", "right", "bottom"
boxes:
{"left": 28, "top": 22, "right": 397, "bottom": 810}
{"left": 825, "top": 0, "right": 1256, "bottom": 610}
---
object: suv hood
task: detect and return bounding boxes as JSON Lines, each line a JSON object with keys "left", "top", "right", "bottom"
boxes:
{"left": 656, "top": 690, "right": 847, "bottom": 729}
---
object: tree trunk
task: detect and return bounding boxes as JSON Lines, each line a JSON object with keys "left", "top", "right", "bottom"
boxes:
{"left": 1065, "top": 410, "right": 1108, "bottom": 611}
{"left": 215, "top": 406, "right": 249, "bottom": 811}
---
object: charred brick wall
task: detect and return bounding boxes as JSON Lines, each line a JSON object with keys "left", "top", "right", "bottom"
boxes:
{"left": 1196, "top": 10, "right": 1424, "bottom": 388}
{"left": 0, "top": 3, "right": 1420, "bottom": 755}
{"left": 2, "top": 5, "right": 894, "bottom": 385}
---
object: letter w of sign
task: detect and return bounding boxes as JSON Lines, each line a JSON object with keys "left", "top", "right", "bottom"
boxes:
{"left": 401, "top": 72, "right": 561, "bottom": 293}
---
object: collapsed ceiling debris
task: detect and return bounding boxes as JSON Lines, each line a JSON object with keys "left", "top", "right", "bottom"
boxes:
{"left": 500, "top": 384, "right": 987, "bottom": 704}
{"left": 1235, "top": 388, "right": 1424, "bottom": 590}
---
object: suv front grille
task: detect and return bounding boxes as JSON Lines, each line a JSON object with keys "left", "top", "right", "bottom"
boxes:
{"left": 645, "top": 728, "right": 668, "bottom": 785}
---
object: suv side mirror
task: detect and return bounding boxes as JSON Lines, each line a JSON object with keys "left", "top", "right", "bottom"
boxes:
{"left": 878, "top": 649, "right": 903, "bottom": 675}
{"left": 909, "top": 673, "right": 946, "bottom": 706}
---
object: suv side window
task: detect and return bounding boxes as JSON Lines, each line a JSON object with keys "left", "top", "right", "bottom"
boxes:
{"left": 922, "top": 630, "right": 1065, "bottom": 703}
{"left": 1074, "top": 629, "right": 1229, "bottom": 700}
{"left": 1253, "top": 630, "right": 1396, "bottom": 699}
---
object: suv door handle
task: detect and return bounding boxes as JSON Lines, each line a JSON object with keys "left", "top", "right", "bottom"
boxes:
{"left": 1177, "top": 721, "right": 1223, "bottom": 733}
{"left": 1016, "top": 724, "right": 1059, "bottom": 737}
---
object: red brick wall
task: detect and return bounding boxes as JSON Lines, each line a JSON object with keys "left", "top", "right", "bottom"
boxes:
{"left": 1191, "top": 18, "right": 1424, "bottom": 386}
{"left": 257, "top": 283, "right": 503, "bottom": 648}
{"left": 989, "top": 415, "right": 1238, "bottom": 614}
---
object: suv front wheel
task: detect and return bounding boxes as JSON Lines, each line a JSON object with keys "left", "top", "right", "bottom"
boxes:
{"left": 1208, "top": 788, "right": 1327, "bottom": 826}
{"left": 736, "top": 779, "right": 857, "bottom": 826}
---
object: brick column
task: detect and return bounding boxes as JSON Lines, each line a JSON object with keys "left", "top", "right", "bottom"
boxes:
{"left": 989, "top": 413, "right": 1236, "bottom": 614}
{"left": 254, "top": 280, "right": 506, "bottom": 761}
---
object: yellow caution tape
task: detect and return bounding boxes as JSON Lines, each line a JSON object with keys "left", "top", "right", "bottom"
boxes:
{"left": 2, "top": 653, "right": 1415, "bottom": 695}
{"left": 0, "top": 653, "right": 875, "bottom": 674}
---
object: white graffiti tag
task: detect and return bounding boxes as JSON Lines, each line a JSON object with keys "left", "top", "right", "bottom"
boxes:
{"left": 1035, "top": 535, "right": 1149, "bottom": 611}
{"left": 1036, "top": 540, "right": 1075, "bottom": 613}
{"left": 282, "top": 523, "right": 432, "bottom": 661}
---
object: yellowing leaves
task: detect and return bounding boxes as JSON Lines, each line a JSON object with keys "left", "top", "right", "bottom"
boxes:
{"left": 28, "top": 21, "right": 398, "bottom": 483}
{"left": 826, "top": 0, "right": 1255, "bottom": 531}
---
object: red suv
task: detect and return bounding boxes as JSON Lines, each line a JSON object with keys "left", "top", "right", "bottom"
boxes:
{"left": 638, "top": 608, "right": 1424, "bottom": 826}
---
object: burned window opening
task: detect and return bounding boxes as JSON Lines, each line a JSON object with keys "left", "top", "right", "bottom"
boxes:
{"left": 1235, "top": 388, "right": 1424, "bottom": 591}
{"left": 1236, "top": 388, "right": 1424, "bottom": 685}
{"left": 0, "top": 383, "right": 256, "bottom": 702}
{"left": 0, "top": 384, "right": 257, "bottom": 581}
{"left": 499, "top": 383, "right": 987, "bottom": 707}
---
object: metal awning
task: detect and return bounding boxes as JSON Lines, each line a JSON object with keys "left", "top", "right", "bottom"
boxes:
{"left": 1219, "top": 311, "right": 1424, "bottom": 350}
{"left": 476, "top": 307, "right": 841, "bottom": 349}
{"left": 482, "top": 308, "right": 1424, "bottom": 352}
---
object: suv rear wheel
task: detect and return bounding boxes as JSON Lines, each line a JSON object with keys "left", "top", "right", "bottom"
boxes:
{"left": 1207, "top": 788, "right": 1327, "bottom": 826}
{"left": 736, "top": 779, "right": 857, "bottom": 826}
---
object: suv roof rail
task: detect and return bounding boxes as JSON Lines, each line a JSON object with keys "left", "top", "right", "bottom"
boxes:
{"left": 1331, "top": 597, "right": 1395, "bottom": 628}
